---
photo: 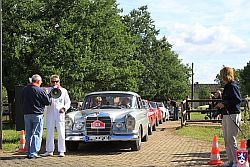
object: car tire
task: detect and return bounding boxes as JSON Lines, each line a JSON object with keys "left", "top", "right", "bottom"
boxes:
{"left": 66, "top": 141, "right": 79, "bottom": 151}
{"left": 148, "top": 121, "right": 153, "bottom": 135}
{"left": 163, "top": 113, "right": 166, "bottom": 122}
{"left": 152, "top": 122, "right": 156, "bottom": 131}
{"left": 159, "top": 113, "right": 163, "bottom": 124}
{"left": 130, "top": 127, "right": 142, "bottom": 151}
{"left": 155, "top": 117, "right": 159, "bottom": 126}
{"left": 142, "top": 131, "right": 148, "bottom": 142}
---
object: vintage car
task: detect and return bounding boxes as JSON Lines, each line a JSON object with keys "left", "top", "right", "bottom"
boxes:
{"left": 149, "top": 101, "right": 163, "bottom": 125}
{"left": 142, "top": 99, "right": 156, "bottom": 135}
{"left": 65, "top": 91, "right": 149, "bottom": 151}
{"left": 157, "top": 102, "right": 170, "bottom": 121}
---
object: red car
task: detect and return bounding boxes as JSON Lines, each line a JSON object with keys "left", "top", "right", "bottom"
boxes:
{"left": 142, "top": 100, "right": 156, "bottom": 135}
{"left": 149, "top": 101, "right": 163, "bottom": 126}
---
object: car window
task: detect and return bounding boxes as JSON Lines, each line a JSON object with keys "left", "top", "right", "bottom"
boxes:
{"left": 137, "top": 97, "right": 142, "bottom": 109}
{"left": 83, "top": 93, "right": 136, "bottom": 109}
{"left": 149, "top": 102, "right": 157, "bottom": 108}
{"left": 157, "top": 102, "right": 163, "bottom": 107}
{"left": 142, "top": 100, "right": 149, "bottom": 109}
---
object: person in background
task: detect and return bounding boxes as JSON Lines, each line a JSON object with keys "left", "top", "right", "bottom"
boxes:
{"left": 213, "top": 90, "right": 222, "bottom": 108}
{"left": 212, "top": 90, "right": 222, "bottom": 119}
{"left": 43, "top": 75, "right": 71, "bottom": 157}
{"left": 114, "top": 96, "right": 121, "bottom": 106}
{"left": 21, "top": 74, "right": 50, "bottom": 159}
{"left": 169, "top": 98, "right": 178, "bottom": 120}
{"left": 121, "top": 97, "right": 131, "bottom": 108}
{"left": 95, "top": 96, "right": 102, "bottom": 106}
{"left": 185, "top": 95, "right": 191, "bottom": 120}
{"left": 215, "top": 66, "right": 241, "bottom": 167}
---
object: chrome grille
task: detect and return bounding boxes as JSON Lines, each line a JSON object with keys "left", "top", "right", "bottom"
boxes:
{"left": 86, "top": 117, "right": 112, "bottom": 135}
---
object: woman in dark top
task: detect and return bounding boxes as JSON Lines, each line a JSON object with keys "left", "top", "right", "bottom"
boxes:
{"left": 215, "top": 66, "right": 241, "bottom": 167}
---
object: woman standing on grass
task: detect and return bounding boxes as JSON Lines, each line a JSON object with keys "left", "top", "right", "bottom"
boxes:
{"left": 216, "top": 66, "right": 241, "bottom": 167}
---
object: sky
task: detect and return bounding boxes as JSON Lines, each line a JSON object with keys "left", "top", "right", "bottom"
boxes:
{"left": 116, "top": 0, "right": 250, "bottom": 84}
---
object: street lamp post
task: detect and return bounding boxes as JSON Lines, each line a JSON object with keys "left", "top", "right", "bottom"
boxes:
{"left": 0, "top": 0, "right": 3, "bottom": 150}
{"left": 191, "top": 63, "right": 194, "bottom": 109}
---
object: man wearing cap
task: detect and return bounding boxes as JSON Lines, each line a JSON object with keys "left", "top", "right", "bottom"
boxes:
{"left": 21, "top": 74, "right": 51, "bottom": 159}
{"left": 43, "top": 75, "right": 71, "bottom": 157}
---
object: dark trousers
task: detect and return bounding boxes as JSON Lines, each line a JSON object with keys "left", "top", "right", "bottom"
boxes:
{"left": 174, "top": 107, "right": 179, "bottom": 120}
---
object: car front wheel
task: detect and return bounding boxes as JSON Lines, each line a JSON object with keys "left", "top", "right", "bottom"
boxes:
{"left": 130, "top": 127, "right": 142, "bottom": 151}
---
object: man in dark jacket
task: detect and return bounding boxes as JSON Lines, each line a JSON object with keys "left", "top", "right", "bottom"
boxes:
{"left": 21, "top": 74, "right": 50, "bottom": 159}
{"left": 169, "top": 98, "right": 178, "bottom": 120}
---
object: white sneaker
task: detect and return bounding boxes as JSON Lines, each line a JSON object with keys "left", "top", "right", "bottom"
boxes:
{"left": 58, "top": 152, "right": 65, "bottom": 157}
{"left": 42, "top": 152, "right": 53, "bottom": 157}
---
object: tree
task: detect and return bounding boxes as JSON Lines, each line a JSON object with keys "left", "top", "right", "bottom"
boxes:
{"left": 122, "top": 6, "right": 190, "bottom": 101}
{"left": 240, "top": 61, "right": 250, "bottom": 96}
{"left": 198, "top": 85, "right": 211, "bottom": 99}
{"left": 3, "top": 0, "right": 142, "bottom": 102}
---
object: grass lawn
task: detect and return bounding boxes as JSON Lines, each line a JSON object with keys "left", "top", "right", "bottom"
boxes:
{"left": 2, "top": 124, "right": 57, "bottom": 152}
{"left": 2, "top": 126, "right": 20, "bottom": 152}
{"left": 177, "top": 111, "right": 250, "bottom": 145}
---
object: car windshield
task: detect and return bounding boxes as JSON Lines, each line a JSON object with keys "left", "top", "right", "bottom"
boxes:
{"left": 83, "top": 93, "right": 136, "bottom": 110}
{"left": 157, "top": 102, "right": 164, "bottom": 107}
{"left": 149, "top": 102, "right": 157, "bottom": 108}
{"left": 142, "top": 100, "right": 149, "bottom": 109}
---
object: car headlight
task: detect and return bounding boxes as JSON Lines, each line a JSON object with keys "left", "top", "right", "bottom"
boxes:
{"left": 74, "top": 121, "right": 85, "bottom": 130}
{"left": 65, "top": 116, "right": 73, "bottom": 130}
{"left": 126, "top": 115, "right": 135, "bottom": 130}
{"left": 114, "top": 122, "right": 125, "bottom": 128}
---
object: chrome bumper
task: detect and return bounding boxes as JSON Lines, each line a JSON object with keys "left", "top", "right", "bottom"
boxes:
{"left": 65, "top": 133, "right": 139, "bottom": 142}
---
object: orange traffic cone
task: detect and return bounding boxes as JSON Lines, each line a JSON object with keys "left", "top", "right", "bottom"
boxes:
{"left": 239, "top": 140, "right": 247, "bottom": 150}
{"left": 18, "top": 130, "right": 27, "bottom": 153}
{"left": 208, "top": 135, "right": 224, "bottom": 165}
{"left": 236, "top": 140, "right": 249, "bottom": 167}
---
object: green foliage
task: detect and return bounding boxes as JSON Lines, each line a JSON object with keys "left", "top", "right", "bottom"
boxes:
{"left": 240, "top": 61, "right": 250, "bottom": 97}
{"left": 198, "top": 85, "right": 211, "bottom": 99}
{"left": 214, "top": 74, "right": 224, "bottom": 86}
{"left": 122, "top": 6, "right": 191, "bottom": 101}
{"left": 3, "top": 1, "right": 191, "bottom": 103}
{"left": 2, "top": 87, "right": 8, "bottom": 103}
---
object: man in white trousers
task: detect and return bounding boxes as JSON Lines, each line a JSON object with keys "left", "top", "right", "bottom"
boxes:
{"left": 43, "top": 75, "right": 71, "bottom": 157}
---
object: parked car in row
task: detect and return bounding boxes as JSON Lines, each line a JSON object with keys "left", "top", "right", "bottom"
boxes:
{"left": 142, "top": 99, "right": 156, "bottom": 135}
{"left": 65, "top": 91, "right": 149, "bottom": 151}
{"left": 157, "top": 102, "right": 170, "bottom": 121}
{"left": 149, "top": 101, "right": 163, "bottom": 126}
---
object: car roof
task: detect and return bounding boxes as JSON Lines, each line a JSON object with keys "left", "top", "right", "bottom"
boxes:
{"left": 86, "top": 91, "right": 140, "bottom": 97}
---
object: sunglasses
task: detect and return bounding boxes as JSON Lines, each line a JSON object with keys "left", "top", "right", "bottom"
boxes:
{"left": 51, "top": 80, "right": 59, "bottom": 83}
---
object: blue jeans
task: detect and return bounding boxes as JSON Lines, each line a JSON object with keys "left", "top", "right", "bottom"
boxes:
{"left": 24, "top": 114, "right": 43, "bottom": 156}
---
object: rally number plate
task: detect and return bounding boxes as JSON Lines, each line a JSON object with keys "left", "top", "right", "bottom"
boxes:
{"left": 85, "top": 135, "right": 110, "bottom": 142}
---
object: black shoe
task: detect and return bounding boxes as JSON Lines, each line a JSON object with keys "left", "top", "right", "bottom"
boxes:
{"left": 28, "top": 154, "right": 42, "bottom": 159}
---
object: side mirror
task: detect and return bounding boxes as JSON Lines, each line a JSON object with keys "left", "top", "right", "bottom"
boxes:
{"left": 66, "top": 106, "right": 77, "bottom": 113}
